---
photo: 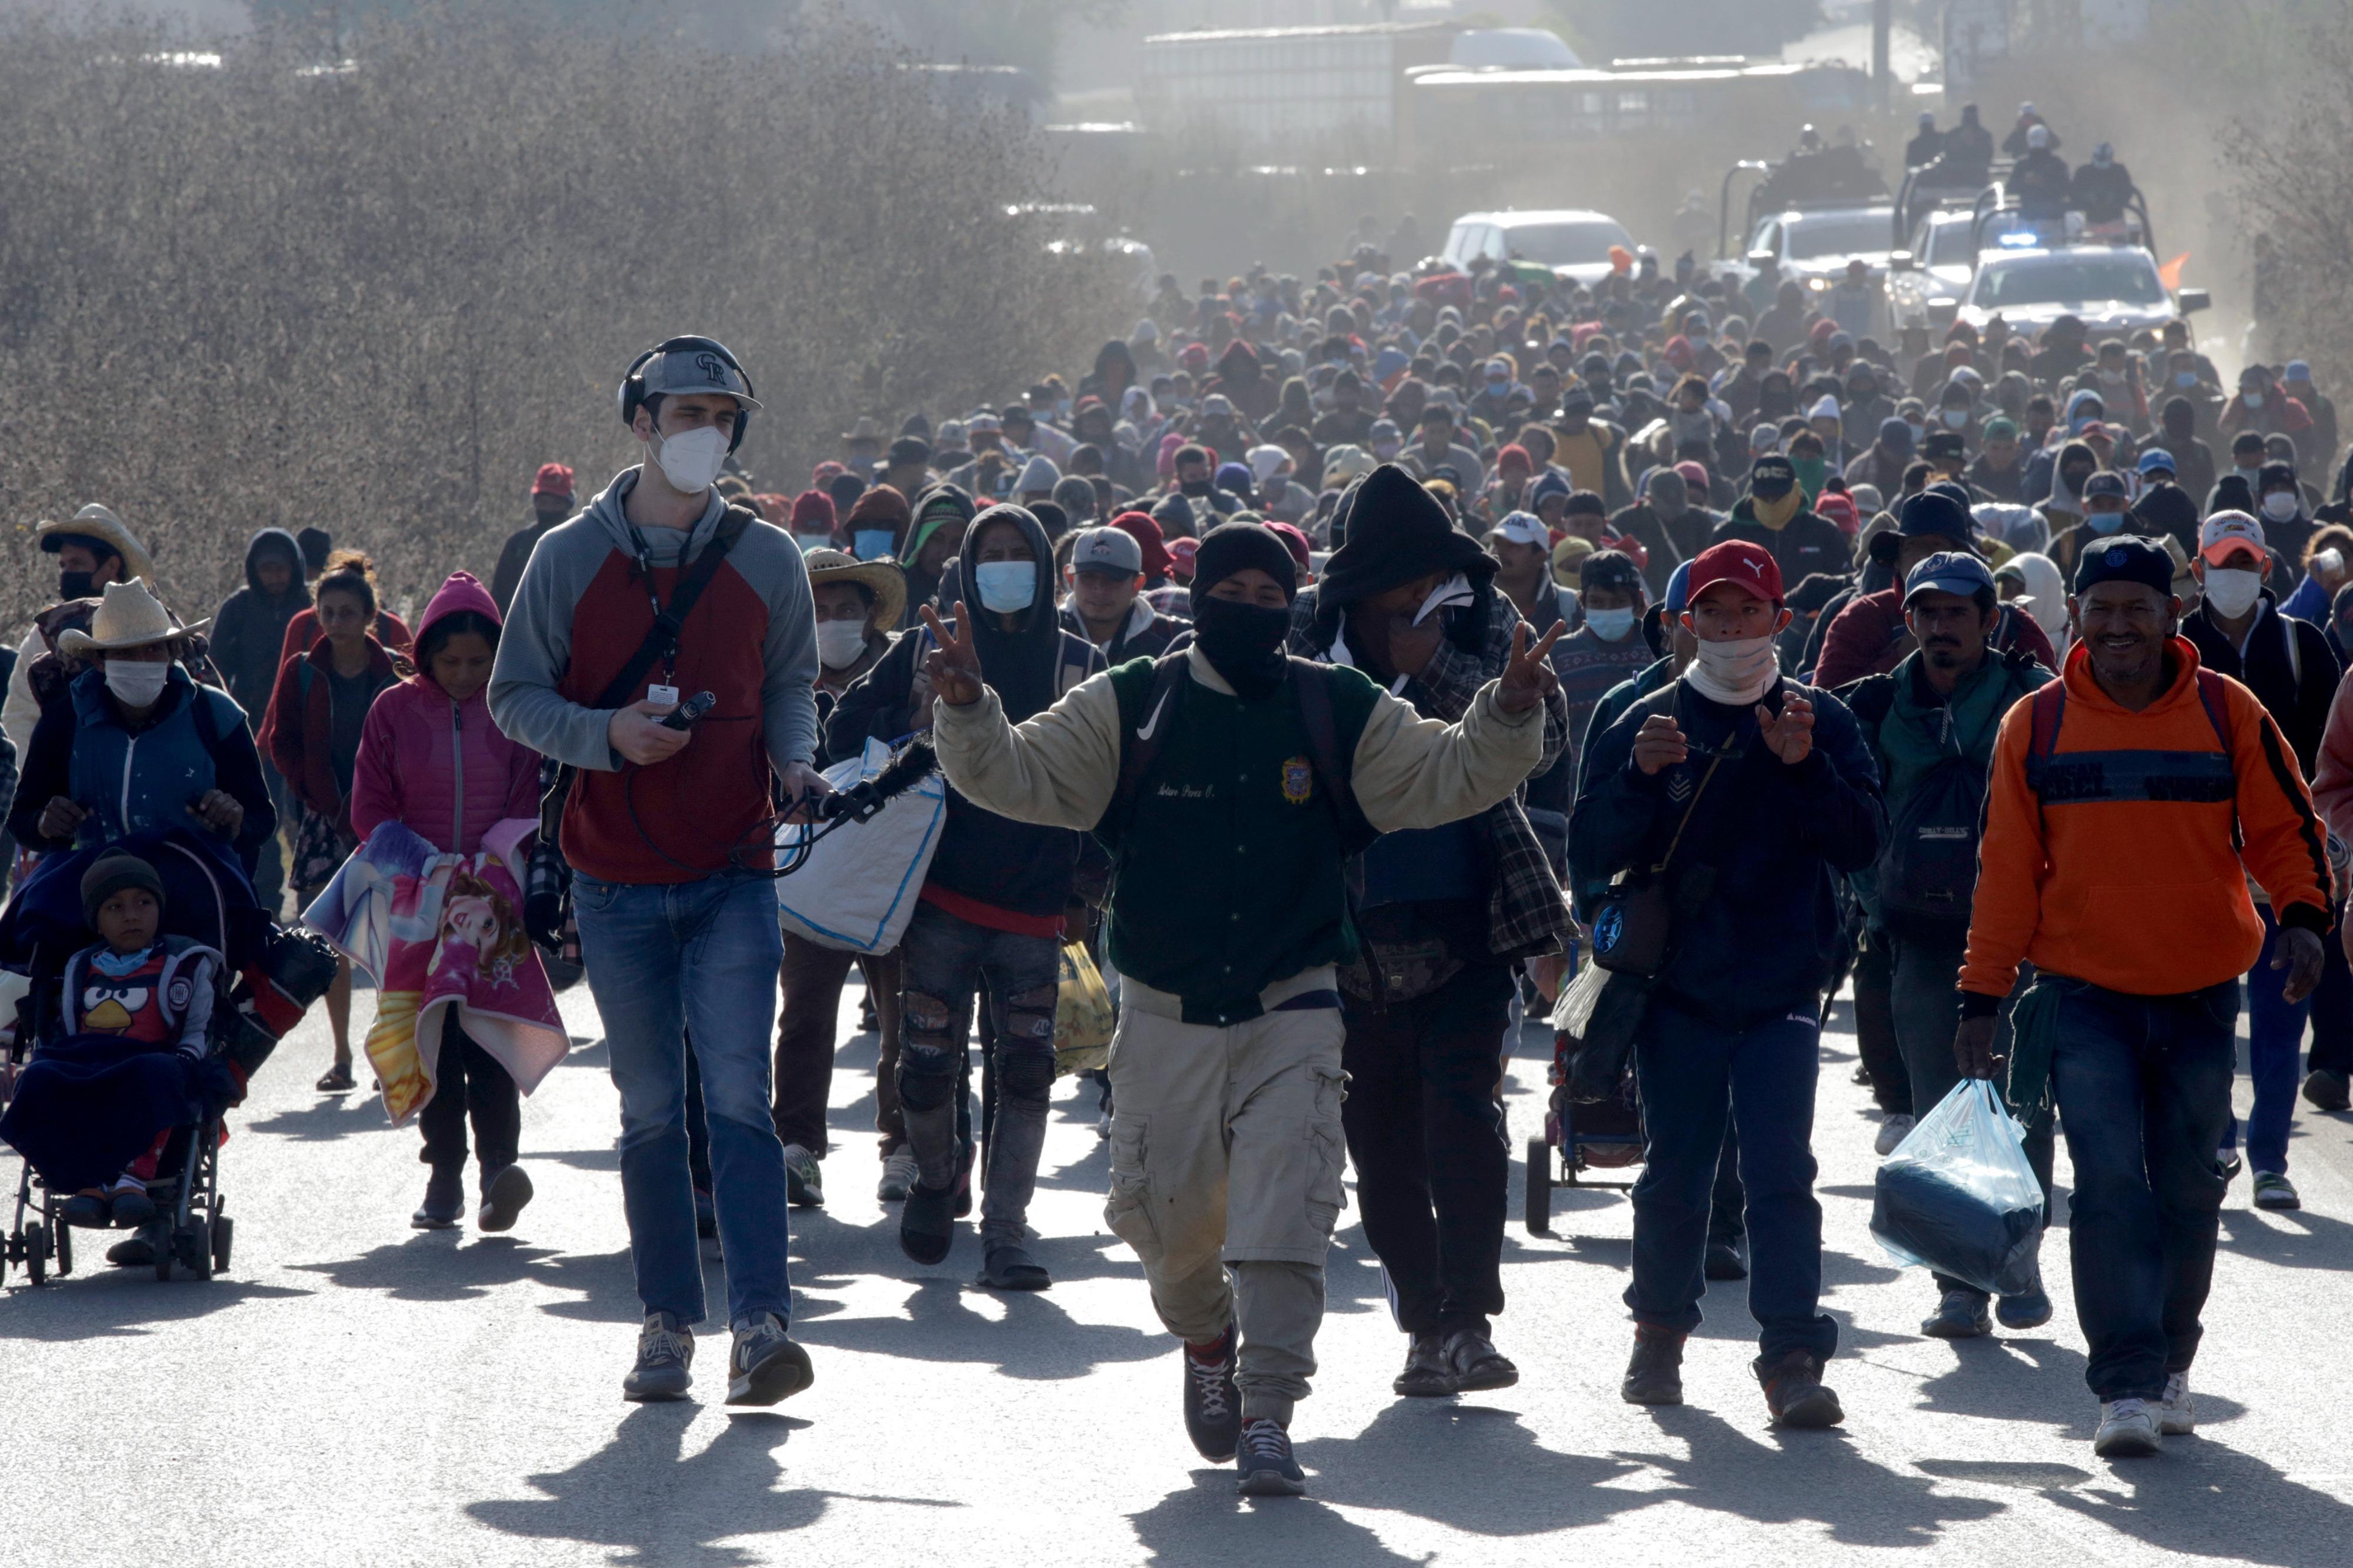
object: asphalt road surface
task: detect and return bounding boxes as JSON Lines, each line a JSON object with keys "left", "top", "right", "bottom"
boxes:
{"left": 7, "top": 973, "right": 2353, "bottom": 1567}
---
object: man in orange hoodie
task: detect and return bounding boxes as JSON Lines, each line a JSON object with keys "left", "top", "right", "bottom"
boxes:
{"left": 1958, "top": 535, "right": 2331, "bottom": 1460}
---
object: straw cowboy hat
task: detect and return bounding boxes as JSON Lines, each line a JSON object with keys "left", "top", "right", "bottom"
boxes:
{"left": 58, "top": 579, "right": 206, "bottom": 658}
{"left": 802, "top": 547, "right": 905, "bottom": 630}
{"left": 38, "top": 502, "right": 159, "bottom": 589}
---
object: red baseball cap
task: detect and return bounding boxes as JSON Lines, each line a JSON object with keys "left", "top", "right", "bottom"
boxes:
{"left": 532, "top": 462, "right": 575, "bottom": 499}
{"left": 1111, "top": 509, "right": 1176, "bottom": 579}
{"left": 1685, "top": 539, "right": 1784, "bottom": 606}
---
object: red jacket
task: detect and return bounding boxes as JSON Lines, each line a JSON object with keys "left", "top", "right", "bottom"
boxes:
{"left": 350, "top": 573, "right": 540, "bottom": 856}
{"left": 261, "top": 634, "right": 400, "bottom": 828}
{"left": 1815, "top": 586, "right": 2055, "bottom": 689}
{"left": 276, "top": 605, "right": 412, "bottom": 670}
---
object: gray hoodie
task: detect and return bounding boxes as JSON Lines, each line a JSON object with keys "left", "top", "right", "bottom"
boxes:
{"left": 490, "top": 465, "right": 819, "bottom": 803}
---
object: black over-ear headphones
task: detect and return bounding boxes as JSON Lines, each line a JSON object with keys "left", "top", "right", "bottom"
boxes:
{"left": 617, "top": 335, "right": 759, "bottom": 453}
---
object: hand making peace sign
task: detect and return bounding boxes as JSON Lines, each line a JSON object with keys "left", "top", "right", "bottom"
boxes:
{"left": 919, "top": 602, "right": 986, "bottom": 709}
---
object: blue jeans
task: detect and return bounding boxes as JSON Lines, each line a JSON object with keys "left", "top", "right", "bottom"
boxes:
{"left": 1628, "top": 998, "right": 1837, "bottom": 1364}
{"left": 2048, "top": 977, "right": 2236, "bottom": 1401}
{"left": 574, "top": 870, "right": 791, "bottom": 1329}
{"left": 2225, "top": 904, "right": 2349, "bottom": 1174}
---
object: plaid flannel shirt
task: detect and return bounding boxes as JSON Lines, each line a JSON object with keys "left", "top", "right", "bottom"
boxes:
{"left": 1291, "top": 582, "right": 1574, "bottom": 960}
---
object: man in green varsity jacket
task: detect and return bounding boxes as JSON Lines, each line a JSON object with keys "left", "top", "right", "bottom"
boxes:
{"left": 922, "top": 521, "right": 1559, "bottom": 1499}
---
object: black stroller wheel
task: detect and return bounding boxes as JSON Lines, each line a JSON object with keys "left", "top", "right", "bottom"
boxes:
{"left": 211, "top": 1215, "right": 234, "bottom": 1273}
{"left": 182, "top": 1220, "right": 213, "bottom": 1282}
{"left": 54, "top": 1218, "right": 71, "bottom": 1276}
{"left": 24, "top": 1222, "right": 46, "bottom": 1286}
{"left": 1524, "top": 1137, "right": 1552, "bottom": 1235}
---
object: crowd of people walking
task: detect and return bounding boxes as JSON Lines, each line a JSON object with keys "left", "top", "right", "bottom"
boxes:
{"left": 6, "top": 174, "right": 2353, "bottom": 1495}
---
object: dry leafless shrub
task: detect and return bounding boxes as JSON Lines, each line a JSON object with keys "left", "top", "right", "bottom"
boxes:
{"left": 0, "top": 5, "right": 1128, "bottom": 632}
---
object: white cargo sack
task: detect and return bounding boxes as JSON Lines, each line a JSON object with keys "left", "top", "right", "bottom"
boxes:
{"left": 775, "top": 739, "right": 947, "bottom": 953}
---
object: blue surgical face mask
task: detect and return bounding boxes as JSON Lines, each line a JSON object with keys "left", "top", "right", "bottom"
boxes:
{"left": 854, "top": 529, "right": 894, "bottom": 561}
{"left": 2087, "top": 509, "right": 2128, "bottom": 535}
{"left": 2244, "top": 391, "right": 2265, "bottom": 409}
{"left": 1584, "top": 606, "right": 1637, "bottom": 642}
{"left": 2176, "top": 372, "right": 2198, "bottom": 388}
{"left": 974, "top": 561, "right": 1036, "bottom": 613}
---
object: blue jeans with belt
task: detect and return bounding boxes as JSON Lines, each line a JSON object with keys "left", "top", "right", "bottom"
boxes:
{"left": 2048, "top": 976, "right": 2236, "bottom": 1401}
{"left": 1627, "top": 997, "right": 1836, "bottom": 1365}
{"left": 574, "top": 870, "right": 791, "bottom": 1330}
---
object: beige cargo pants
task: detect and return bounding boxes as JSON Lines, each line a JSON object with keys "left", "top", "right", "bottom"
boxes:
{"left": 1102, "top": 966, "right": 1348, "bottom": 1425}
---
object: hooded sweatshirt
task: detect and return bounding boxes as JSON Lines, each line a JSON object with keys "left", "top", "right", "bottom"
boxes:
{"left": 487, "top": 468, "right": 820, "bottom": 885}
{"left": 1964, "top": 639, "right": 2330, "bottom": 1005}
{"left": 829, "top": 505, "right": 1104, "bottom": 928}
{"left": 352, "top": 572, "right": 542, "bottom": 856}
{"left": 209, "top": 528, "right": 311, "bottom": 730}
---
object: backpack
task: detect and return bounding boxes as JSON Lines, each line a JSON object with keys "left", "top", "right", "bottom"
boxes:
{"left": 1848, "top": 650, "right": 2039, "bottom": 937}
{"left": 1105, "top": 653, "right": 1377, "bottom": 856}
{"left": 1877, "top": 750, "right": 1988, "bottom": 936}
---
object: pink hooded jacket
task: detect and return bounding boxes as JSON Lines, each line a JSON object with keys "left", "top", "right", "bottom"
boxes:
{"left": 351, "top": 572, "right": 541, "bottom": 856}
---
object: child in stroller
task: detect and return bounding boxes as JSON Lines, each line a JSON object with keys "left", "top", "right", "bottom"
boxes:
{"left": 1, "top": 853, "right": 239, "bottom": 1280}
{"left": 46, "top": 855, "right": 223, "bottom": 1228}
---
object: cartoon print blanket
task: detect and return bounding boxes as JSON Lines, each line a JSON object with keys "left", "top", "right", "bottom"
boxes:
{"left": 304, "top": 818, "right": 566, "bottom": 1125}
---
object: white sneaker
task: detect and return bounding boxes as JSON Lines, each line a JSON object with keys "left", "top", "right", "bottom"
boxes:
{"left": 2094, "top": 1397, "right": 2164, "bottom": 1457}
{"left": 877, "top": 1150, "right": 919, "bottom": 1203}
{"left": 1874, "top": 1114, "right": 1916, "bottom": 1157}
{"left": 2157, "top": 1372, "right": 2195, "bottom": 1436}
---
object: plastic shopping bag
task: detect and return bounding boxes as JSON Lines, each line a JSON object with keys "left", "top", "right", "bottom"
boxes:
{"left": 1054, "top": 939, "right": 1116, "bottom": 1078}
{"left": 776, "top": 739, "right": 947, "bottom": 954}
{"left": 1869, "top": 1078, "right": 2045, "bottom": 1296}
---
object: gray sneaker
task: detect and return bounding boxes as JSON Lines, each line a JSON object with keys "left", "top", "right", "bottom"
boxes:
{"left": 2157, "top": 1372, "right": 2195, "bottom": 1436}
{"left": 876, "top": 1150, "right": 919, "bottom": 1203}
{"left": 726, "top": 1312, "right": 814, "bottom": 1406}
{"left": 782, "top": 1145, "right": 825, "bottom": 1209}
{"left": 622, "top": 1312, "right": 695, "bottom": 1402}
{"left": 2094, "top": 1397, "right": 2162, "bottom": 1457}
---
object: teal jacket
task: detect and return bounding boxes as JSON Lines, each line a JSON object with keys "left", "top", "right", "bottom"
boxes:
{"left": 1838, "top": 645, "right": 2052, "bottom": 925}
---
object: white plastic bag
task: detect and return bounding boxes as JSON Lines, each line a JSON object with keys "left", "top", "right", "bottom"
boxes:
{"left": 775, "top": 739, "right": 947, "bottom": 954}
{"left": 1870, "top": 1078, "right": 2045, "bottom": 1295}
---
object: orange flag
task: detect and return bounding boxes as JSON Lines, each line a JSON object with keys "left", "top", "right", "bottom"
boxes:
{"left": 2158, "top": 252, "right": 2191, "bottom": 291}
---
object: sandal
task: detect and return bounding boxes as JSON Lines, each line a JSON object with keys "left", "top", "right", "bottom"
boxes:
{"left": 978, "top": 1242, "right": 1052, "bottom": 1292}
{"left": 316, "top": 1063, "right": 356, "bottom": 1092}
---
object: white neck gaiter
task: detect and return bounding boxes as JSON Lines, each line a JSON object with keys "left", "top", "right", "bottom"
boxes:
{"left": 1682, "top": 635, "right": 1779, "bottom": 706}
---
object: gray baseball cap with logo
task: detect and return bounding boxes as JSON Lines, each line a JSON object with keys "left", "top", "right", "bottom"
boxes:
{"left": 1071, "top": 526, "right": 1144, "bottom": 576}
{"left": 634, "top": 339, "right": 761, "bottom": 410}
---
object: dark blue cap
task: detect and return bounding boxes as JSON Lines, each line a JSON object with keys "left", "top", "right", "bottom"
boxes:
{"left": 2071, "top": 535, "right": 2174, "bottom": 597}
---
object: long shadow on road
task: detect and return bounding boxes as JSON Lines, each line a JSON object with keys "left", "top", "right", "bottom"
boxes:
{"left": 465, "top": 1402, "right": 957, "bottom": 1566}
{"left": 0, "top": 1272, "right": 311, "bottom": 1341}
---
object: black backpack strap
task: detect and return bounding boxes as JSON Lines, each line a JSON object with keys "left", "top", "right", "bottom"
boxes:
{"left": 1109, "top": 652, "right": 1191, "bottom": 832}
{"left": 591, "top": 505, "right": 757, "bottom": 712}
{"left": 1291, "top": 657, "right": 1377, "bottom": 855}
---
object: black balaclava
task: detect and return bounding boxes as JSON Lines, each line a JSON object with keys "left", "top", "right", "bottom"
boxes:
{"left": 1188, "top": 523, "right": 1301, "bottom": 701}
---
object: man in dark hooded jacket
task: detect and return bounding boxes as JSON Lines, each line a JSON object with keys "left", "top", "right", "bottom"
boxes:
{"left": 209, "top": 527, "right": 311, "bottom": 908}
{"left": 1287, "top": 466, "right": 1572, "bottom": 1400}
{"left": 1207, "top": 340, "right": 1277, "bottom": 425}
{"left": 828, "top": 503, "right": 1104, "bottom": 1289}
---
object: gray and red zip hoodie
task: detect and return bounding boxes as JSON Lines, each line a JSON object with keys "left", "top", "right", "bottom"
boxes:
{"left": 488, "top": 469, "right": 820, "bottom": 884}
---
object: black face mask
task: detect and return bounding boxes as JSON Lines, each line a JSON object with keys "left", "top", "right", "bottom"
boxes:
{"left": 58, "top": 569, "right": 96, "bottom": 601}
{"left": 1179, "top": 478, "right": 1212, "bottom": 498}
{"left": 1191, "top": 594, "right": 1292, "bottom": 701}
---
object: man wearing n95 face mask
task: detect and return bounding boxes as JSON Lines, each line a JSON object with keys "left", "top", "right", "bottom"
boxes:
{"left": 2179, "top": 508, "right": 2347, "bottom": 1219}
